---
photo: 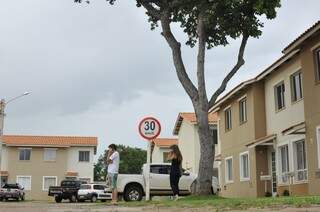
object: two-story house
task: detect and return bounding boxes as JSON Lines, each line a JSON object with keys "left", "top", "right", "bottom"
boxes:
{"left": 151, "top": 138, "right": 178, "bottom": 163}
{"left": 0, "top": 135, "right": 98, "bottom": 200}
{"left": 211, "top": 21, "right": 320, "bottom": 197}
{"left": 172, "top": 112, "right": 220, "bottom": 179}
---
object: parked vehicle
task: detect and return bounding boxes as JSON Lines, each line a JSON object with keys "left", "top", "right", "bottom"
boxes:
{"left": 0, "top": 183, "right": 25, "bottom": 201}
{"left": 110, "top": 163, "right": 220, "bottom": 201}
{"left": 77, "top": 184, "right": 111, "bottom": 202}
{"left": 48, "top": 180, "right": 86, "bottom": 203}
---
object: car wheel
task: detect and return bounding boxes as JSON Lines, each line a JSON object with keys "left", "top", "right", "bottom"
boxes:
{"left": 69, "top": 194, "right": 77, "bottom": 203}
{"left": 124, "top": 185, "right": 143, "bottom": 202}
{"left": 90, "top": 195, "right": 97, "bottom": 203}
{"left": 55, "top": 196, "right": 63, "bottom": 203}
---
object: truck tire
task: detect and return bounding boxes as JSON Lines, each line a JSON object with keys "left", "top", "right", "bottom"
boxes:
{"left": 124, "top": 184, "right": 143, "bottom": 201}
{"left": 69, "top": 194, "right": 77, "bottom": 203}
{"left": 90, "top": 195, "right": 97, "bottom": 203}
{"left": 55, "top": 196, "right": 63, "bottom": 203}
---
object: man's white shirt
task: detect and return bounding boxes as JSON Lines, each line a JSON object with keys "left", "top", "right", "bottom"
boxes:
{"left": 108, "top": 151, "right": 120, "bottom": 174}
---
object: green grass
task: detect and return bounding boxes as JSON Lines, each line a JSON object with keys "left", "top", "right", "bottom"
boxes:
{"left": 116, "top": 195, "right": 320, "bottom": 210}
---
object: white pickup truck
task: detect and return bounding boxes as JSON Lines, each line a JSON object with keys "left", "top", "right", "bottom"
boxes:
{"left": 112, "top": 163, "right": 219, "bottom": 201}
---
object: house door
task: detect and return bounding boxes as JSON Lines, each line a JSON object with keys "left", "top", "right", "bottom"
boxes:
{"left": 271, "top": 151, "right": 277, "bottom": 196}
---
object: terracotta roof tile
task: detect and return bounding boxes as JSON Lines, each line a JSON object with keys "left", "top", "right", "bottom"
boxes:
{"left": 153, "top": 138, "right": 178, "bottom": 147}
{"left": 0, "top": 135, "right": 98, "bottom": 147}
{"left": 173, "top": 112, "right": 218, "bottom": 135}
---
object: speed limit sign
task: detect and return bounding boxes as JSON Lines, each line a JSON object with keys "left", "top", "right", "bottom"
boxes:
{"left": 138, "top": 117, "right": 161, "bottom": 140}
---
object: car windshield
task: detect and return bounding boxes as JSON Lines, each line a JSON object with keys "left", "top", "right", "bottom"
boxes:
{"left": 3, "top": 184, "right": 19, "bottom": 189}
{"left": 79, "top": 185, "right": 91, "bottom": 190}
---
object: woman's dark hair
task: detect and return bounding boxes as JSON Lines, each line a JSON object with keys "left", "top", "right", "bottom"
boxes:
{"left": 108, "top": 144, "right": 117, "bottom": 151}
{"left": 170, "top": 145, "right": 183, "bottom": 163}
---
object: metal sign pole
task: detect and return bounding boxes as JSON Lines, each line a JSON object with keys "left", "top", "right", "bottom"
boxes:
{"left": 146, "top": 141, "right": 151, "bottom": 201}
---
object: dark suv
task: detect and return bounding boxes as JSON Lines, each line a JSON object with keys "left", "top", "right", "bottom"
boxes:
{"left": 0, "top": 183, "right": 25, "bottom": 201}
{"left": 48, "top": 180, "right": 86, "bottom": 203}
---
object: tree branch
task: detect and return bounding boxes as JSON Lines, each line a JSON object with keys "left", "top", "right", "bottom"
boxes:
{"left": 138, "top": 0, "right": 161, "bottom": 20}
{"left": 208, "top": 34, "right": 249, "bottom": 108}
{"left": 160, "top": 11, "right": 198, "bottom": 102}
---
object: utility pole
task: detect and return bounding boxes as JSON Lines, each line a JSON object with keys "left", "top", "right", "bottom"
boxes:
{"left": 0, "top": 93, "right": 30, "bottom": 187}
{"left": 0, "top": 99, "right": 6, "bottom": 187}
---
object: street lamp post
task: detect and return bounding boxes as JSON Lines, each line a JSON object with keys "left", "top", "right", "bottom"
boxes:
{"left": 0, "top": 92, "right": 30, "bottom": 187}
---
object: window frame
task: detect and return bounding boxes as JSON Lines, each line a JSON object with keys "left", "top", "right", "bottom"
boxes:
{"left": 44, "top": 148, "right": 57, "bottom": 162}
{"left": 239, "top": 97, "right": 247, "bottom": 124}
{"left": 239, "top": 151, "right": 250, "bottom": 181}
{"left": 225, "top": 156, "right": 233, "bottom": 184}
{"left": 317, "top": 126, "right": 320, "bottom": 169}
{"left": 315, "top": 48, "right": 320, "bottom": 83}
{"left": 274, "top": 81, "right": 286, "bottom": 112}
{"left": 290, "top": 71, "right": 303, "bottom": 103}
{"left": 16, "top": 175, "right": 32, "bottom": 191}
{"left": 18, "top": 148, "right": 32, "bottom": 161}
{"left": 278, "top": 144, "right": 290, "bottom": 184}
{"left": 224, "top": 107, "right": 232, "bottom": 131}
{"left": 293, "top": 139, "right": 308, "bottom": 182}
{"left": 42, "top": 176, "right": 57, "bottom": 191}
{"left": 79, "top": 151, "right": 90, "bottom": 162}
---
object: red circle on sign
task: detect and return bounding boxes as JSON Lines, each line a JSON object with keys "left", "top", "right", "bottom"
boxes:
{"left": 138, "top": 117, "right": 161, "bottom": 141}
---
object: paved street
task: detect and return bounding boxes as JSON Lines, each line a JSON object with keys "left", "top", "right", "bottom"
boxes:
{"left": 1, "top": 201, "right": 320, "bottom": 212}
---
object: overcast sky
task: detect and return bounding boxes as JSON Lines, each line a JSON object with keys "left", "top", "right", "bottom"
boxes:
{"left": 1, "top": 0, "right": 319, "bottom": 158}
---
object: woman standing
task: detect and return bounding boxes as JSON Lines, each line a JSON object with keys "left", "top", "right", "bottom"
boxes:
{"left": 168, "top": 145, "right": 183, "bottom": 201}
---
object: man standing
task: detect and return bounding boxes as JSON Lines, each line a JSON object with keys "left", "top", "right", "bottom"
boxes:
{"left": 107, "top": 144, "right": 120, "bottom": 204}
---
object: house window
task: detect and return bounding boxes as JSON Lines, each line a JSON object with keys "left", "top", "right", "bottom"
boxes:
{"left": 210, "top": 126, "right": 218, "bottom": 145}
{"left": 225, "top": 108, "right": 232, "bottom": 131}
{"left": 315, "top": 48, "right": 320, "bottom": 82}
{"left": 291, "top": 71, "right": 303, "bottom": 102}
{"left": 163, "top": 152, "right": 170, "bottom": 163}
{"left": 16, "top": 176, "right": 31, "bottom": 191}
{"left": 293, "top": 140, "right": 307, "bottom": 181}
{"left": 79, "top": 151, "right": 90, "bottom": 162}
{"left": 240, "top": 152, "right": 250, "bottom": 181}
{"left": 279, "top": 145, "right": 289, "bottom": 183}
{"left": 225, "top": 157, "right": 233, "bottom": 183}
{"left": 19, "top": 148, "right": 31, "bottom": 161}
{"left": 274, "top": 82, "right": 285, "bottom": 111}
{"left": 43, "top": 176, "right": 57, "bottom": 191}
{"left": 239, "top": 98, "right": 247, "bottom": 124}
{"left": 44, "top": 148, "right": 57, "bottom": 161}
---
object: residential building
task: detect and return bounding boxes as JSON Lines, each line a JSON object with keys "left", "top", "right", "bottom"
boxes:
{"left": 0, "top": 135, "right": 98, "bottom": 200}
{"left": 151, "top": 138, "right": 178, "bottom": 163}
{"left": 172, "top": 112, "right": 220, "bottom": 179}
{"left": 210, "top": 21, "right": 320, "bottom": 197}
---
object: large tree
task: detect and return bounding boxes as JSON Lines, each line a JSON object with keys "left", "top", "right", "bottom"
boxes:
{"left": 76, "top": 0, "right": 280, "bottom": 195}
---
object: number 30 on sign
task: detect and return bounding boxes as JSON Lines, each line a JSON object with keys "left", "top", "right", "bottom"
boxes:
{"left": 138, "top": 117, "right": 161, "bottom": 140}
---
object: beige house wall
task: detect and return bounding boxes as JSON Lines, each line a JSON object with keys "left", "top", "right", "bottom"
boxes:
{"left": 300, "top": 34, "right": 320, "bottom": 195}
{"left": 219, "top": 86, "right": 261, "bottom": 197}
{"left": 7, "top": 146, "right": 68, "bottom": 200}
